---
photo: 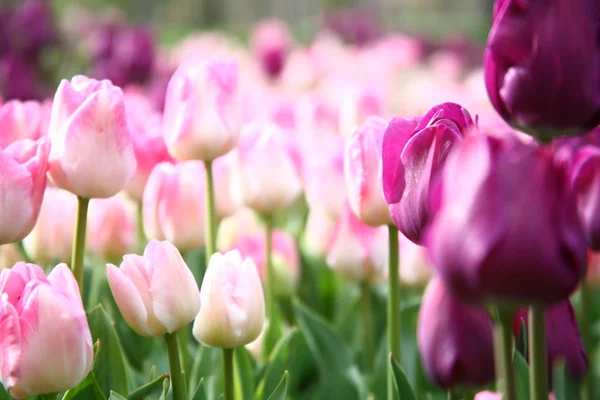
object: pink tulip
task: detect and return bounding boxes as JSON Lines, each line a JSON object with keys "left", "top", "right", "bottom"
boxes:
{"left": 193, "top": 250, "right": 265, "bottom": 348}
{"left": 344, "top": 116, "right": 392, "bottom": 226}
{"left": 302, "top": 208, "right": 337, "bottom": 258}
{"left": 106, "top": 240, "right": 200, "bottom": 337}
{"left": 326, "top": 203, "right": 387, "bottom": 283}
{"left": 338, "top": 85, "right": 385, "bottom": 139}
{"left": 163, "top": 59, "right": 241, "bottom": 161}
{"left": 47, "top": 75, "right": 136, "bottom": 198}
{"left": 88, "top": 194, "right": 137, "bottom": 262}
{"left": 251, "top": 19, "right": 291, "bottom": 80}
{"left": 474, "top": 392, "right": 502, "bottom": 400}
{"left": 22, "top": 187, "right": 77, "bottom": 264}
{"left": 0, "top": 138, "right": 50, "bottom": 245}
{"left": 213, "top": 152, "right": 241, "bottom": 220}
{"left": 216, "top": 208, "right": 264, "bottom": 251}
{"left": 0, "top": 100, "right": 44, "bottom": 149}
{"left": 0, "top": 263, "right": 93, "bottom": 398}
{"left": 143, "top": 161, "right": 205, "bottom": 252}
{"left": 233, "top": 122, "right": 302, "bottom": 213}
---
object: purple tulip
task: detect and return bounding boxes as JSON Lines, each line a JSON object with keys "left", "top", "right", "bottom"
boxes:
{"left": 9, "top": 0, "right": 56, "bottom": 58}
{"left": 418, "top": 276, "right": 495, "bottom": 390}
{"left": 484, "top": 0, "right": 600, "bottom": 140}
{"left": 570, "top": 146, "right": 600, "bottom": 250}
{"left": 382, "top": 103, "right": 473, "bottom": 244}
{"left": 0, "top": 55, "right": 39, "bottom": 100}
{"left": 427, "top": 132, "right": 586, "bottom": 306}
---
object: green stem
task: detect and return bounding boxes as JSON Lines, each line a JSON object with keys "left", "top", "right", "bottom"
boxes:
{"left": 223, "top": 348, "right": 235, "bottom": 400}
{"left": 581, "top": 281, "right": 595, "bottom": 400}
{"left": 41, "top": 393, "right": 58, "bottom": 400}
{"left": 136, "top": 201, "right": 146, "bottom": 253}
{"left": 387, "top": 225, "right": 400, "bottom": 400}
{"left": 178, "top": 328, "right": 191, "bottom": 389}
{"left": 204, "top": 160, "right": 217, "bottom": 267}
{"left": 528, "top": 305, "right": 548, "bottom": 400}
{"left": 16, "top": 241, "right": 32, "bottom": 263}
{"left": 360, "top": 281, "right": 374, "bottom": 374}
{"left": 447, "top": 391, "right": 460, "bottom": 400}
{"left": 165, "top": 332, "right": 186, "bottom": 400}
{"left": 494, "top": 308, "right": 517, "bottom": 400}
{"left": 71, "top": 197, "right": 90, "bottom": 293}
{"left": 264, "top": 214, "right": 275, "bottom": 322}
{"left": 86, "top": 265, "right": 104, "bottom": 311}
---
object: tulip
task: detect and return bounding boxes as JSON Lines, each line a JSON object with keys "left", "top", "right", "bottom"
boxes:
{"left": 88, "top": 194, "right": 136, "bottom": 262}
{"left": 216, "top": 208, "right": 263, "bottom": 251}
{"left": 484, "top": 0, "right": 600, "bottom": 139}
{"left": 338, "top": 86, "right": 385, "bottom": 139}
{"left": 0, "top": 100, "right": 43, "bottom": 149}
{"left": 163, "top": 59, "right": 241, "bottom": 162}
{"left": 193, "top": 250, "right": 265, "bottom": 348}
{"left": 213, "top": 152, "right": 241, "bottom": 220}
{"left": 106, "top": 240, "right": 200, "bottom": 337}
{"left": 344, "top": 116, "right": 392, "bottom": 227}
{"left": 0, "top": 263, "right": 93, "bottom": 398}
{"left": 427, "top": 133, "right": 586, "bottom": 306}
{"left": 382, "top": 103, "right": 473, "bottom": 244}
{"left": 474, "top": 392, "right": 502, "bottom": 400}
{"left": 569, "top": 146, "right": 600, "bottom": 250}
{"left": 22, "top": 187, "right": 77, "bottom": 265}
{"left": 326, "top": 203, "right": 387, "bottom": 283}
{"left": 399, "top": 234, "right": 433, "bottom": 287}
{"left": 143, "top": 161, "right": 206, "bottom": 252}
{"left": 418, "top": 276, "right": 495, "bottom": 390}
{"left": 302, "top": 207, "right": 337, "bottom": 258}
{"left": 0, "top": 55, "right": 39, "bottom": 101}
{"left": 588, "top": 251, "right": 600, "bottom": 285}
{"left": 0, "top": 138, "right": 49, "bottom": 245}
{"left": 251, "top": 19, "right": 290, "bottom": 80}
{"left": 47, "top": 75, "right": 136, "bottom": 199}
{"left": 233, "top": 122, "right": 302, "bottom": 214}
{"left": 9, "top": 0, "right": 55, "bottom": 58}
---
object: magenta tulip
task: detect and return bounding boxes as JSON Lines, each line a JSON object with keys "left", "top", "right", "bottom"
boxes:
{"left": 569, "top": 146, "right": 600, "bottom": 250}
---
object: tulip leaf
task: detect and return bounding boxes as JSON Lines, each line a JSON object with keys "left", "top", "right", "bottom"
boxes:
{"left": 266, "top": 371, "right": 289, "bottom": 400}
{"left": 553, "top": 361, "right": 581, "bottom": 400}
{"left": 108, "top": 393, "right": 127, "bottom": 400}
{"left": 126, "top": 374, "right": 169, "bottom": 400}
{"left": 87, "top": 305, "right": 130, "bottom": 397}
{"left": 191, "top": 379, "right": 208, "bottom": 400}
{"left": 390, "top": 354, "right": 416, "bottom": 400}
{"left": 255, "top": 329, "right": 300, "bottom": 399}
{"left": 189, "top": 345, "right": 223, "bottom": 400}
{"left": 0, "top": 385, "right": 8, "bottom": 400}
{"left": 513, "top": 351, "right": 530, "bottom": 400}
{"left": 62, "top": 372, "right": 107, "bottom": 400}
{"left": 516, "top": 317, "right": 528, "bottom": 358}
{"left": 235, "top": 347, "right": 255, "bottom": 400}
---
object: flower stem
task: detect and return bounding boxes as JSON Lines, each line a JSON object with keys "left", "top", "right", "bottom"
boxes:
{"left": 387, "top": 224, "right": 400, "bottom": 400}
{"left": 581, "top": 281, "right": 595, "bottom": 400}
{"left": 223, "top": 348, "right": 235, "bottom": 400}
{"left": 136, "top": 201, "right": 146, "bottom": 253}
{"left": 16, "top": 240, "right": 32, "bottom": 263}
{"left": 41, "top": 393, "right": 58, "bottom": 400}
{"left": 494, "top": 307, "right": 517, "bottom": 400}
{"left": 178, "top": 328, "right": 191, "bottom": 388}
{"left": 360, "top": 281, "right": 374, "bottom": 374}
{"left": 165, "top": 332, "right": 186, "bottom": 400}
{"left": 264, "top": 214, "right": 275, "bottom": 321}
{"left": 204, "top": 160, "right": 217, "bottom": 267}
{"left": 529, "top": 305, "right": 548, "bottom": 400}
{"left": 71, "top": 197, "right": 90, "bottom": 293}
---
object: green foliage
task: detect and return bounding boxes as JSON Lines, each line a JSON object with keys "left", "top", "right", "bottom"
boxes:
{"left": 390, "top": 355, "right": 416, "bottom": 400}
{"left": 267, "top": 372, "right": 289, "bottom": 400}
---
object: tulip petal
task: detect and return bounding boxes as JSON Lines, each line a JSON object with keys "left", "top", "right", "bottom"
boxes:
{"left": 0, "top": 297, "right": 22, "bottom": 392}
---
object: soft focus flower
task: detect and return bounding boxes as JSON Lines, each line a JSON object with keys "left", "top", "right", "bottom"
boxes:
{"left": 0, "top": 263, "right": 93, "bottom": 398}
{"left": 588, "top": 251, "right": 600, "bottom": 285}
{"left": 251, "top": 19, "right": 290, "bottom": 80}
{"left": 163, "top": 59, "right": 240, "bottom": 162}
{"left": 8, "top": 0, "right": 55, "bottom": 59}
{"left": 474, "top": 392, "right": 502, "bottom": 400}
{"left": 383, "top": 103, "right": 473, "bottom": 243}
{"left": 47, "top": 75, "right": 136, "bottom": 198}
{"left": 193, "top": 250, "right": 265, "bottom": 348}
{"left": 326, "top": 203, "right": 387, "bottom": 283}
{"left": 0, "top": 55, "right": 39, "bottom": 101}
{"left": 0, "top": 100, "right": 44, "bottom": 149}
{"left": 569, "top": 146, "right": 600, "bottom": 250}
{"left": 484, "top": 0, "right": 600, "bottom": 139}
{"left": 22, "top": 187, "right": 77, "bottom": 265}
{"left": 213, "top": 152, "right": 241, "bottom": 220}
{"left": 216, "top": 208, "right": 263, "bottom": 251}
{"left": 344, "top": 116, "right": 392, "bottom": 226}
{"left": 0, "top": 138, "right": 49, "bottom": 245}
{"left": 233, "top": 122, "right": 302, "bottom": 213}
{"left": 428, "top": 133, "right": 586, "bottom": 306}
{"left": 338, "top": 85, "right": 385, "bottom": 139}
{"left": 88, "top": 194, "right": 136, "bottom": 262}
{"left": 399, "top": 235, "right": 433, "bottom": 287}
{"left": 302, "top": 208, "right": 337, "bottom": 258}
{"left": 107, "top": 240, "right": 200, "bottom": 337}
{"left": 418, "top": 276, "right": 495, "bottom": 390}
{"left": 143, "top": 161, "right": 205, "bottom": 252}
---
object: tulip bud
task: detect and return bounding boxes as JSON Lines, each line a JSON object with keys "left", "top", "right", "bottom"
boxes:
{"left": 0, "top": 100, "right": 43, "bottom": 149}
{"left": 569, "top": 146, "right": 600, "bottom": 250}
{"left": 48, "top": 75, "right": 136, "bottom": 199}
{"left": 0, "top": 138, "right": 49, "bottom": 245}
{"left": 326, "top": 203, "right": 387, "bottom": 283}
{"left": 302, "top": 207, "right": 337, "bottom": 258}
{"left": 427, "top": 133, "right": 586, "bottom": 306}
{"left": 0, "top": 263, "right": 93, "bottom": 398}
{"left": 233, "top": 122, "right": 302, "bottom": 213}
{"left": 474, "top": 392, "right": 502, "bottom": 400}
{"left": 251, "top": 19, "right": 291, "bottom": 80}
{"left": 418, "top": 276, "right": 495, "bottom": 390}
{"left": 216, "top": 208, "right": 263, "bottom": 251}
{"left": 23, "top": 187, "right": 77, "bottom": 265}
{"left": 338, "top": 86, "right": 384, "bottom": 139}
{"left": 344, "top": 116, "right": 392, "bottom": 227}
{"left": 163, "top": 59, "right": 241, "bottom": 162}
{"left": 484, "top": 0, "right": 600, "bottom": 139}
{"left": 383, "top": 103, "right": 472, "bottom": 244}
{"left": 213, "top": 152, "right": 241, "bottom": 220}
{"left": 107, "top": 240, "right": 200, "bottom": 337}
{"left": 143, "top": 161, "right": 206, "bottom": 252}
{"left": 193, "top": 250, "right": 265, "bottom": 348}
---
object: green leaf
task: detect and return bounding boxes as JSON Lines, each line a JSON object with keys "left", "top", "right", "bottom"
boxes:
{"left": 189, "top": 345, "right": 223, "bottom": 400}
{"left": 0, "top": 384, "right": 8, "bottom": 400}
{"left": 255, "top": 329, "right": 301, "bottom": 399}
{"left": 235, "top": 347, "right": 255, "bottom": 400}
{"left": 266, "top": 372, "right": 288, "bottom": 400}
{"left": 87, "top": 305, "right": 130, "bottom": 397}
{"left": 62, "top": 373, "right": 107, "bottom": 400}
{"left": 553, "top": 361, "right": 582, "bottom": 400}
{"left": 191, "top": 379, "right": 208, "bottom": 400}
{"left": 513, "top": 351, "right": 530, "bottom": 400}
{"left": 263, "top": 306, "right": 283, "bottom": 358}
{"left": 126, "top": 374, "right": 169, "bottom": 400}
{"left": 516, "top": 317, "right": 528, "bottom": 358}
{"left": 108, "top": 393, "right": 127, "bottom": 400}
{"left": 390, "top": 355, "right": 416, "bottom": 400}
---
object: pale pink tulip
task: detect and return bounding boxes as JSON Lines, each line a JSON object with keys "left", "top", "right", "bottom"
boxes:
{"left": 0, "top": 100, "right": 44, "bottom": 149}
{"left": 163, "top": 59, "right": 241, "bottom": 161}
{"left": 213, "top": 152, "right": 241, "bottom": 220}
{"left": 22, "top": 187, "right": 77, "bottom": 265}
{"left": 47, "top": 75, "right": 136, "bottom": 198}
{"left": 143, "top": 161, "right": 205, "bottom": 252}
{"left": 193, "top": 250, "right": 265, "bottom": 348}
{"left": 0, "top": 263, "right": 93, "bottom": 398}
{"left": 107, "top": 240, "right": 200, "bottom": 337}
{"left": 474, "top": 392, "right": 502, "bottom": 400}
{"left": 338, "top": 86, "right": 385, "bottom": 139}
{"left": 302, "top": 208, "right": 337, "bottom": 258}
{"left": 399, "top": 235, "right": 433, "bottom": 287}
{"left": 0, "top": 138, "right": 50, "bottom": 244}
{"left": 216, "top": 208, "right": 263, "bottom": 251}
